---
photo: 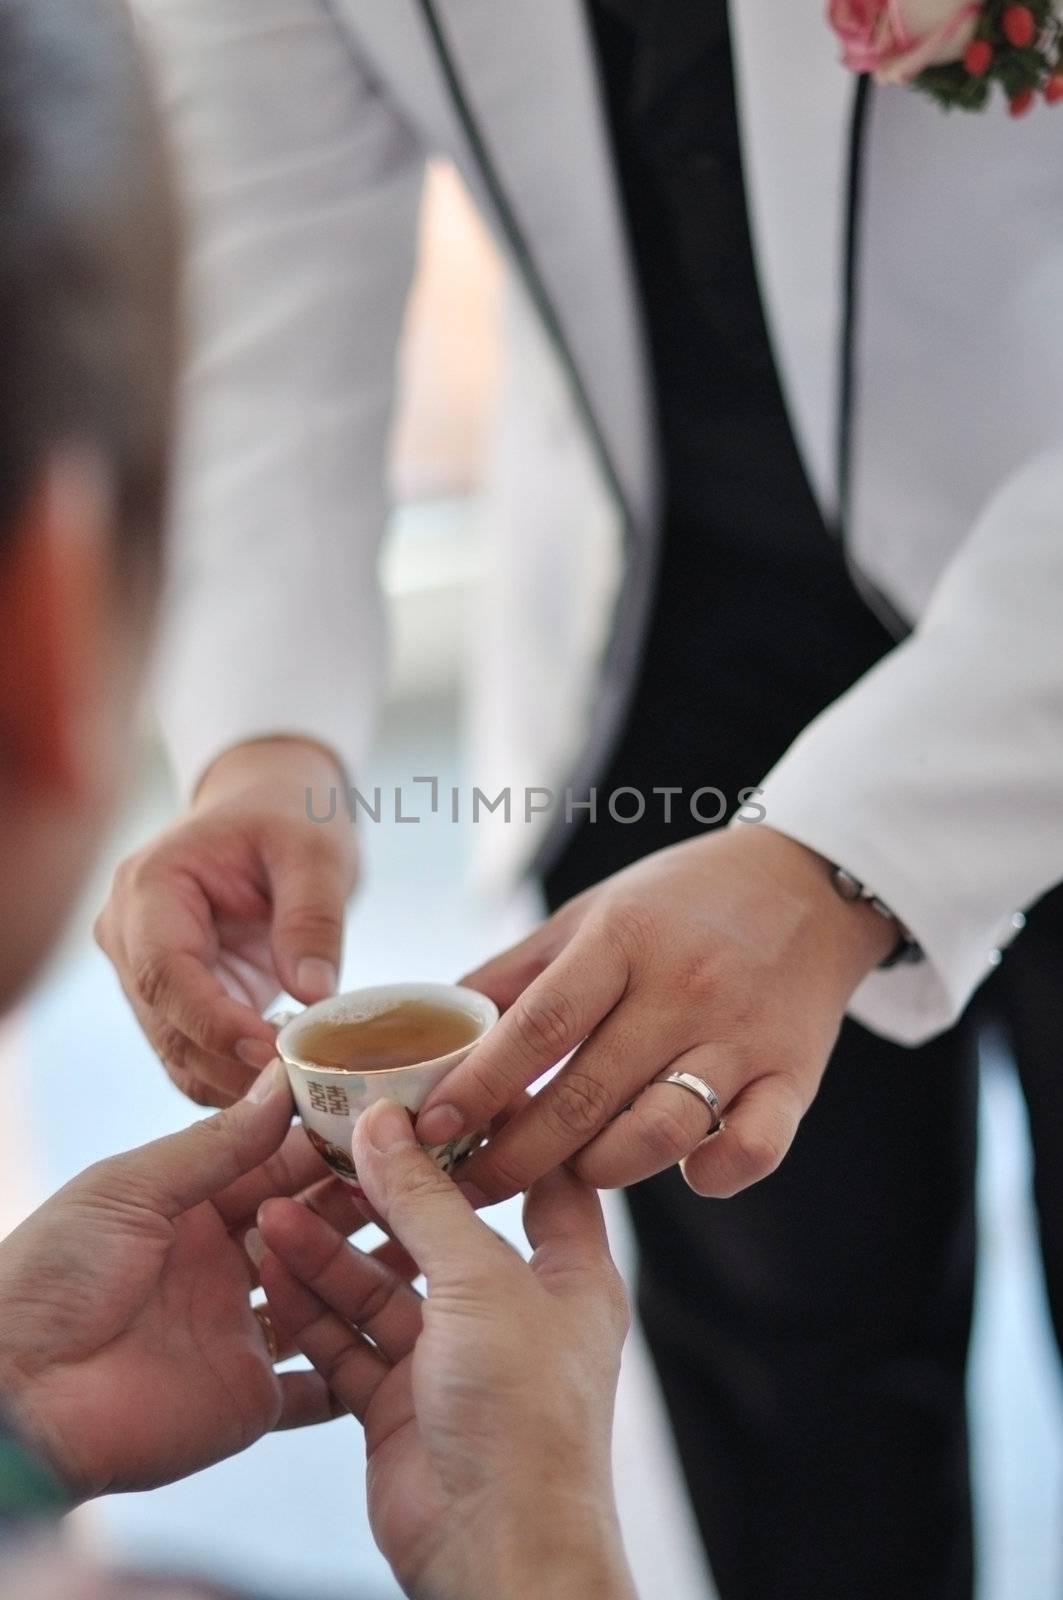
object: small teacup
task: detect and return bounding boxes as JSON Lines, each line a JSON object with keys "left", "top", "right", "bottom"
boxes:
{"left": 275, "top": 982, "right": 498, "bottom": 1187}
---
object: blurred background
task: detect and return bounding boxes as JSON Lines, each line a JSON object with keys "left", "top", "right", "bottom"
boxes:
{"left": 3, "top": 165, "right": 1061, "bottom": 1600}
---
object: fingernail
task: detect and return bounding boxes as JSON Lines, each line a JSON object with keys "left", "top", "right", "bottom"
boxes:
{"left": 457, "top": 1181, "right": 489, "bottom": 1210}
{"left": 359, "top": 1099, "right": 416, "bottom": 1155}
{"left": 417, "top": 1104, "right": 464, "bottom": 1145}
{"left": 245, "top": 1058, "right": 287, "bottom": 1106}
{"left": 244, "top": 1227, "right": 265, "bottom": 1267}
{"left": 237, "top": 1038, "right": 276, "bottom": 1070}
{"left": 296, "top": 958, "right": 337, "bottom": 1002}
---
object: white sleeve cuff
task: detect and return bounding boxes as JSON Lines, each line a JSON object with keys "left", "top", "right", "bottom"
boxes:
{"left": 741, "top": 793, "right": 1020, "bottom": 1047}
{"left": 752, "top": 445, "right": 1063, "bottom": 1045}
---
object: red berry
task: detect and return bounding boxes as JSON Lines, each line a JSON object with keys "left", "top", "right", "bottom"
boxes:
{"left": 1009, "top": 87, "right": 1036, "bottom": 115}
{"left": 1045, "top": 73, "right": 1063, "bottom": 103}
{"left": 1003, "top": 5, "right": 1036, "bottom": 47}
{"left": 963, "top": 39, "right": 994, "bottom": 75}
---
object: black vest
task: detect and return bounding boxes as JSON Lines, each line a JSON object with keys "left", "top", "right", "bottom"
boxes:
{"left": 546, "top": 1, "right": 896, "bottom": 900}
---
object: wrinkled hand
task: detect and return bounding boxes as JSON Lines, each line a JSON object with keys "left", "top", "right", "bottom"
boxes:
{"left": 416, "top": 826, "right": 897, "bottom": 1202}
{"left": 95, "top": 738, "right": 358, "bottom": 1107}
{"left": 0, "top": 1063, "right": 363, "bottom": 1500}
{"left": 257, "top": 1101, "right": 635, "bottom": 1600}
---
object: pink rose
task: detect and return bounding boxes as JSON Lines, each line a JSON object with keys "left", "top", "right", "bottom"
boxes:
{"left": 828, "top": 0, "right": 981, "bottom": 85}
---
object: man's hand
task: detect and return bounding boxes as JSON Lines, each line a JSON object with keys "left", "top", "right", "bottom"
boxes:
{"left": 257, "top": 1100, "right": 636, "bottom": 1600}
{"left": 416, "top": 826, "right": 898, "bottom": 1202}
{"left": 0, "top": 1063, "right": 368, "bottom": 1501}
{"left": 95, "top": 737, "right": 358, "bottom": 1106}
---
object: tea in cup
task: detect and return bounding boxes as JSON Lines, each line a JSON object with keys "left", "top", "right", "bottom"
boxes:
{"left": 275, "top": 982, "right": 498, "bottom": 1186}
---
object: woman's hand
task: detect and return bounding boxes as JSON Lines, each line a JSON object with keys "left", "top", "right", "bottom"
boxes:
{"left": 416, "top": 826, "right": 898, "bottom": 1202}
{"left": 94, "top": 737, "right": 358, "bottom": 1107}
{"left": 0, "top": 1063, "right": 357, "bottom": 1501}
{"left": 257, "top": 1101, "right": 636, "bottom": 1600}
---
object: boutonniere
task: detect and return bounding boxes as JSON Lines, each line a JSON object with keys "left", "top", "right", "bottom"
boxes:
{"left": 829, "top": 1, "right": 1063, "bottom": 114}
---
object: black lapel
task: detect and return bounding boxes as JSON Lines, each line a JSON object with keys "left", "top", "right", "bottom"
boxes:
{"left": 839, "top": 76, "right": 910, "bottom": 640}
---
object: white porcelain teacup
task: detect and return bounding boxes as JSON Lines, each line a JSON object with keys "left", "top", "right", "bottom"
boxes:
{"left": 275, "top": 982, "right": 499, "bottom": 1188}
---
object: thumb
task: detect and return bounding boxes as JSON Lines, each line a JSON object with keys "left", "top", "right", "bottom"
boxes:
{"left": 266, "top": 834, "right": 350, "bottom": 1004}
{"left": 98, "top": 1059, "right": 293, "bottom": 1220}
{"left": 353, "top": 1100, "right": 516, "bottom": 1287}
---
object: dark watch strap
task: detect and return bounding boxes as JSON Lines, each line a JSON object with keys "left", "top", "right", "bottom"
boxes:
{"left": 829, "top": 865, "right": 925, "bottom": 970}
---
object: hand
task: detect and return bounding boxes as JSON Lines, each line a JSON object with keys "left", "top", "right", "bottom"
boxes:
{"left": 256, "top": 1101, "right": 636, "bottom": 1600}
{"left": 95, "top": 737, "right": 358, "bottom": 1106}
{"left": 0, "top": 1062, "right": 361, "bottom": 1500}
{"left": 415, "top": 826, "right": 898, "bottom": 1202}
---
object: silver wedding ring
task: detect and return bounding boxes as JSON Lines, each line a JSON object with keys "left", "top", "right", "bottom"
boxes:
{"left": 663, "top": 1071, "right": 725, "bottom": 1138}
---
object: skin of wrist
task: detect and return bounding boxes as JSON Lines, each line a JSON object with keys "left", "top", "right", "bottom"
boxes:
{"left": 445, "top": 1484, "right": 634, "bottom": 1600}
{"left": 194, "top": 736, "right": 347, "bottom": 809}
{"left": 0, "top": 1354, "right": 83, "bottom": 1506}
{"left": 728, "top": 824, "right": 900, "bottom": 995}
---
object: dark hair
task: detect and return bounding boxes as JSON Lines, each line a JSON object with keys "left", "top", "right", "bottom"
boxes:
{"left": 0, "top": 0, "right": 179, "bottom": 575}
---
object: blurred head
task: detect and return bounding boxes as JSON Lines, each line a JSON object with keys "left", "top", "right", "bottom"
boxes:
{"left": 0, "top": 0, "right": 179, "bottom": 1004}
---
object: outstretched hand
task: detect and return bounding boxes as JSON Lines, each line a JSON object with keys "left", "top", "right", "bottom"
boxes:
{"left": 416, "top": 826, "right": 897, "bottom": 1203}
{"left": 0, "top": 1062, "right": 364, "bottom": 1499}
{"left": 257, "top": 1100, "right": 636, "bottom": 1600}
{"left": 95, "top": 737, "right": 358, "bottom": 1108}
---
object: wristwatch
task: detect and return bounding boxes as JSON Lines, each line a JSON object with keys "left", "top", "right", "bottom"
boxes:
{"left": 828, "top": 865, "right": 925, "bottom": 970}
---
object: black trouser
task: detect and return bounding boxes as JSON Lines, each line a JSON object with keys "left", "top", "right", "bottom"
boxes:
{"left": 545, "top": 855, "right": 1063, "bottom": 1600}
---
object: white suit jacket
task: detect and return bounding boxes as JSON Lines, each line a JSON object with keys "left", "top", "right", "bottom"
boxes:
{"left": 137, "top": 0, "right": 1063, "bottom": 1046}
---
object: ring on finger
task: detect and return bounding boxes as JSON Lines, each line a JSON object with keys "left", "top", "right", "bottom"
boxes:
{"left": 662, "top": 1071, "right": 726, "bottom": 1138}
{"left": 254, "top": 1303, "right": 280, "bottom": 1364}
